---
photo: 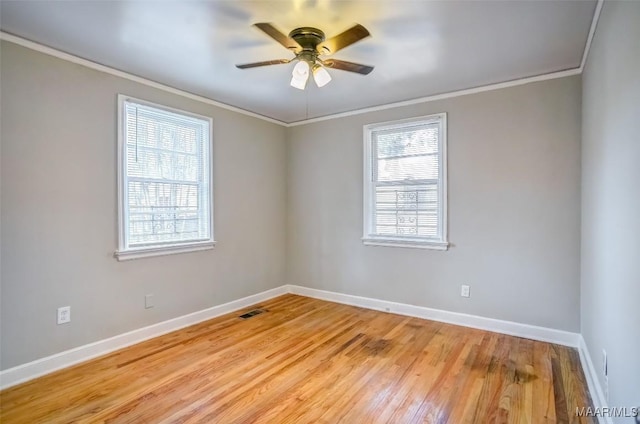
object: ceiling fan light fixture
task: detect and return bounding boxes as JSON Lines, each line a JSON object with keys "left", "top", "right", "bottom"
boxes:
{"left": 237, "top": 23, "right": 374, "bottom": 90}
{"left": 290, "top": 74, "right": 308, "bottom": 90}
{"left": 292, "top": 60, "right": 310, "bottom": 78}
{"left": 313, "top": 65, "right": 332, "bottom": 87}
{"left": 290, "top": 60, "right": 310, "bottom": 90}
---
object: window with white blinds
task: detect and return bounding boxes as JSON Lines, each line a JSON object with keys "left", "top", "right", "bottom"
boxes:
{"left": 363, "top": 114, "right": 448, "bottom": 250}
{"left": 116, "top": 96, "right": 214, "bottom": 260}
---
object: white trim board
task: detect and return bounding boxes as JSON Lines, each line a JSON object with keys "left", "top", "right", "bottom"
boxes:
{"left": 287, "top": 0, "right": 603, "bottom": 127}
{"left": 286, "top": 68, "right": 581, "bottom": 126}
{"left": 0, "top": 32, "right": 287, "bottom": 127}
{"left": 0, "top": 284, "right": 584, "bottom": 392}
{"left": 0, "top": 286, "right": 288, "bottom": 390}
{"left": 287, "top": 285, "right": 581, "bottom": 347}
{"left": 1, "top": 30, "right": 590, "bottom": 128}
{"left": 580, "top": 0, "right": 604, "bottom": 72}
{"left": 578, "top": 336, "right": 612, "bottom": 424}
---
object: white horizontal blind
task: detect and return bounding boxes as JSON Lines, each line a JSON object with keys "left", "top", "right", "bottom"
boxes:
{"left": 367, "top": 116, "right": 445, "bottom": 243}
{"left": 122, "top": 99, "right": 211, "bottom": 250}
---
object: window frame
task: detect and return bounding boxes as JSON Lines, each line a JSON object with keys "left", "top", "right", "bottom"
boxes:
{"left": 362, "top": 113, "right": 448, "bottom": 250}
{"left": 115, "top": 94, "right": 215, "bottom": 261}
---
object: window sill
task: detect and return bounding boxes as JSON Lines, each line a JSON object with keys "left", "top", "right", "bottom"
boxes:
{"left": 362, "top": 237, "right": 449, "bottom": 251}
{"left": 115, "top": 241, "right": 216, "bottom": 261}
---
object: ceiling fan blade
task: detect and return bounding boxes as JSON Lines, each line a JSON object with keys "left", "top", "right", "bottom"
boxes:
{"left": 253, "top": 23, "right": 301, "bottom": 52}
{"left": 322, "top": 59, "right": 374, "bottom": 75}
{"left": 317, "top": 24, "right": 370, "bottom": 55}
{"left": 236, "top": 59, "right": 291, "bottom": 69}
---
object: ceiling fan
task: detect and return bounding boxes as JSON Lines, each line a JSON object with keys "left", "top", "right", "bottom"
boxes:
{"left": 236, "top": 23, "right": 374, "bottom": 90}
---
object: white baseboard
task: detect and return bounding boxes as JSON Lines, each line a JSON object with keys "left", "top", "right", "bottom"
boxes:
{"left": 578, "top": 336, "right": 612, "bottom": 424}
{"left": 288, "top": 285, "right": 617, "bottom": 421}
{"left": 0, "top": 285, "right": 288, "bottom": 390}
{"left": 0, "top": 283, "right": 586, "bottom": 394}
{"left": 286, "top": 285, "right": 581, "bottom": 347}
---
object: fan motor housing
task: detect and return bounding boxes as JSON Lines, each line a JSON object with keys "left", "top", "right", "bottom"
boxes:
{"left": 235, "top": 23, "right": 373, "bottom": 76}
{"left": 289, "top": 27, "right": 325, "bottom": 50}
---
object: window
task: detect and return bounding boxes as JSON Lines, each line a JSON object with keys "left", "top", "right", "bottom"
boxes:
{"left": 363, "top": 113, "right": 448, "bottom": 250}
{"left": 116, "top": 95, "right": 214, "bottom": 260}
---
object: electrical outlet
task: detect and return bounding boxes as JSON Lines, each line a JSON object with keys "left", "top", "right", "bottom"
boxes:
{"left": 461, "top": 285, "right": 470, "bottom": 298}
{"left": 145, "top": 294, "right": 154, "bottom": 309}
{"left": 602, "top": 349, "right": 609, "bottom": 402}
{"left": 57, "top": 306, "right": 71, "bottom": 324}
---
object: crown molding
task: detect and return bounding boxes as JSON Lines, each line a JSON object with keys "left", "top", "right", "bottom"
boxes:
{"left": 580, "top": 0, "right": 604, "bottom": 72}
{"left": 286, "top": 68, "right": 582, "bottom": 126}
{"left": 287, "top": 0, "right": 602, "bottom": 128}
{"left": 0, "top": 32, "right": 288, "bottom": 127}
{"left": 2, "top": 6, "right": 599, "bottom": 129}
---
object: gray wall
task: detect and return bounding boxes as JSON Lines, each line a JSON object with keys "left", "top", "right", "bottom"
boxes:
{"left": 287, "top": 76, "right": 582, "bottom": 331}
{"left": 1, "top": 30, "right": 603, "bottom": 374}
{"left": 0, "top": 42, "right": 287, "bottom": 369}
{"left": 581, "top": 1, "right": 640, "bottom": 418}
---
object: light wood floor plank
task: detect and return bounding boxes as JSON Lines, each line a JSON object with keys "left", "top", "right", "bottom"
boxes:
{"left": 0, "top": 294, "right": 595, "bottom": 423}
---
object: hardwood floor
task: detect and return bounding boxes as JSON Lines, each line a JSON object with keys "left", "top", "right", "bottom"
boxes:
{"left": 0, "top": 294, "right": 594, "bottom": 423}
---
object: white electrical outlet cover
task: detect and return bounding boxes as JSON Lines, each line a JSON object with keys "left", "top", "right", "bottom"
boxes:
{"left": 57, "top": 306, "right": 71, "bottom": 324}
{"left": 461, "top": 285, "right": 470, "bottom": 298}
{"left": 145, "top": 294, "right": 154, "bottom": 309}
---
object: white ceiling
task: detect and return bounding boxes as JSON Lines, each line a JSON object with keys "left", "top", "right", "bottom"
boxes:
{"left": 0, "top": 0, "right": 596, "bottom": 124}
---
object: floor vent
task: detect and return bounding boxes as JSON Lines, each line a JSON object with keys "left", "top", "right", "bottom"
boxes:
{"left": 239, "top": 309, "right": 266, "bottom": 319}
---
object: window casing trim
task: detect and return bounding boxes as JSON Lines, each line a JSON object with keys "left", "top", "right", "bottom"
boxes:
{"left": 361, "top": 237, "right": 449, "bottom": 250}
{"left": 114, "top": 241, "right": 216, "bottom": 261}
{"left": 362, "top": 113, "right": 448, "bottom": 250}
{"left": 115, "top": 94, "right": 215, "bottom": 261}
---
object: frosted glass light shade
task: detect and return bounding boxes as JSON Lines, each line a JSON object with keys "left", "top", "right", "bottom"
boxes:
{"left": 292, "top": 60, "right": 309, "bottom": 78}
{"left": 290, "top": 75, "right": 308, "bottom": 90}
{"left": 291, "top": 60, "right": 310, "bottom": 90}
{"left": 313, "top": 65, "right": 332, "bottom": 87}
